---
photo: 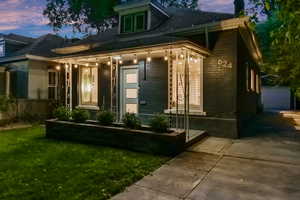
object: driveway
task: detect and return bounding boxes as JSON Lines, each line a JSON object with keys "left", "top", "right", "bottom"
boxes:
{"left": 111, "top": 112, "right": 300, "bottom": 200}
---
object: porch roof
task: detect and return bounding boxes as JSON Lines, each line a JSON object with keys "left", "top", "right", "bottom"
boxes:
{"left": 51, "top": 37, "right": 210, "bottom": 63}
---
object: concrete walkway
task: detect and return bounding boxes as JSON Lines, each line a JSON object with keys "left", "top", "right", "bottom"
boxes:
{"left": 0, "top": 123, "right": 32, "bottom": 131}
{"left": 111, "top": 113, "right": 300, "bottom": 200}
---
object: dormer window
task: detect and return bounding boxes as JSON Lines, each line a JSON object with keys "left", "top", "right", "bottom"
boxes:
{"left": 0, "top": 41, "right": 5, "bottom": 57}
{"left": 121, "top": 11, "right": 147, "bottom": 33}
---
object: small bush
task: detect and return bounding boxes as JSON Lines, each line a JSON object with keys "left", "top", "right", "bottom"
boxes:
{"left": 150, "top": 114, "right": 169, "bottom": 133}
{"left": 97, "top": 110, "right": 115, "bottom": 126}
{"left": 72, "top": 109, "right": 89, "bottom": 123}
{"left": 122, "top": 113, "right": 141, "bottom": 129}
{"left": 53, "top": 106, "right": 70, "bottom": 121}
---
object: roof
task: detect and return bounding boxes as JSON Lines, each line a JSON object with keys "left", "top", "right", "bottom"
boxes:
{"left": 53, "top": 8, "right": 234, "bottom": 56}
{"left": 0, "top": 34, "right": 65, "bottom": 63}
{"left": 0, "top": 33, "right": 35, "bottom": 44}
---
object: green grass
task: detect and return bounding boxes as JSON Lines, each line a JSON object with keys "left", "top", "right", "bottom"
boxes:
{"left": 0, "top": 126, "right": 168, "bottom": 200}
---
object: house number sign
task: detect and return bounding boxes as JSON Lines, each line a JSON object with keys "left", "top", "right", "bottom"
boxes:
{"left": 218, "top": 58, "right": 232, "bottom": 69}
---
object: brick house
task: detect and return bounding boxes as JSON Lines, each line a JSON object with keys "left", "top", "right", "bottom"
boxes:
{"left": 0, "top": 0, "right": 262, "bottom": 138}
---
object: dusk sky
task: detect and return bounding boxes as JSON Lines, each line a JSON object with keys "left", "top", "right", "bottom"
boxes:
{"left": 0, "top": 0, "right": 242, "bottom": 38}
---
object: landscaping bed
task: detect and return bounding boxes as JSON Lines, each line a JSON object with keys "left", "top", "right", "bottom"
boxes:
{"left": 46, "top": 119, "right": 186, "bottom": 156}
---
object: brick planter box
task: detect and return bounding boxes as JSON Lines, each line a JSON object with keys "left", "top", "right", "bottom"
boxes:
{"left": 45, "top": 119, "right": 186, "bottom": 156}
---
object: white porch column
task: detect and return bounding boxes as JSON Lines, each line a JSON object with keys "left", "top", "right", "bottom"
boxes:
{"left": 5, "top": 71, "right": 10, "bottom": 97}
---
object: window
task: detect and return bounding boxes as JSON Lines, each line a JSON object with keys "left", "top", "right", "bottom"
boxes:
{"left": 48, "top": 71, "right": 58, "bottom": 99}
{"left": 0, "top": 41, "right": 5, "bottom": 57}
{"left": 80, "top": 67, "right": 98, "bottom": 105}
{"left": 251, "top": 69, "right": 255, "bottom": 91}
{"left": 121, "top": 12, "right": 147, "bottom": 33}
{"left": 171, "top": 58, "right": 202, "bottom": 111}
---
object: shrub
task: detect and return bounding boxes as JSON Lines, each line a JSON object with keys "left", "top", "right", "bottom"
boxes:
{"left": 72, "top": 109, "right": 89, "bottom": 123}
{"left": 150, "top": 114, "right": 169, "bottom": 133}
{"left": 97, "top": 110, "right": 115, "bottom": 126}
{"left": 0, "top": 95, "right": 16, "bottom": 113}
{"left": 53, "top": 106, "right": 70, "bottom": 121}
{"left": 122, "top": 113, "right": 141, "bottom": 129}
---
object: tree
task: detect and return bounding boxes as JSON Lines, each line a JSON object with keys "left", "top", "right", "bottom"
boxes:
{"left": 254, "top": 0, "right": 300, "bottom": 92}
{"left": 43, "top": 0, "right": 118, "bottom": 34}
{"left": 159, "top": 0, "right": 198, "bottom": 9}
{"left": 44, "top": 0, "right": 199, "bottom": 34}
{"left": 234, "top": 0, "right": 245, "bottom": 17}
{"left": 248, "top": 0, "right": 276, "bottom": 19}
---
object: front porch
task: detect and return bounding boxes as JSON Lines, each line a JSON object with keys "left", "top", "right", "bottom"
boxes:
{"left": 52, "top": 41, "right": 209, "bottom": 139}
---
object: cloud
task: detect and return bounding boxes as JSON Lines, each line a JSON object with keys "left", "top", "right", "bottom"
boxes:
{"left": 0, "top": 0, "right": 49, "bottom": 34}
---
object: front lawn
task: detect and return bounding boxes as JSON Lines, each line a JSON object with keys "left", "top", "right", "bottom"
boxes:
{"left": 0, "top": 126, "right": 168, "bottom": 200}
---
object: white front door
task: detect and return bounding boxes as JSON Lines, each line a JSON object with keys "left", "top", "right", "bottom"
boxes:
{"left": 120, "top": 66, "right": 139, "bottom": 117}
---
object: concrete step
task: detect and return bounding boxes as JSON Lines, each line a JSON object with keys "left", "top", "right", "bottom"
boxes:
{"left": 281, "top": 113, "right": 300, "bottom": 119}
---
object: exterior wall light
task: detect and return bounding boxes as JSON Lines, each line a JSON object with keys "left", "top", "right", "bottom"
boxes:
{"left": 164, "top": 50, "right": 168, "bottom": 61}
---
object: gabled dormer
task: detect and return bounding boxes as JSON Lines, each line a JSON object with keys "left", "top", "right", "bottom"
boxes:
{"left": 114, "top": 0, "right": 169, "bottom": 34}
{"left": 0, "top": 37, "right": 5, "bottom": 57}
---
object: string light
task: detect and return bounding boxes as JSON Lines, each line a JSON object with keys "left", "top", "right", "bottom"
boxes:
{"left": 65, "top": 64, "right": 69, "bottom": 69}
{"left": 133, "top": 54, "right": 138, "bottom": 64}
{"left": 107, "top": 61, "right": 111, "bottom": 66}
{"left": 164, "top": 50, "right": 168, "bottom": 61}
{"left": 74, "top": 64, "right": 78, "bottom": 69}
{"left": 95, "top": 63, "right": 99, "bottom": 66}
{"left": 119, "top": 59, "right": 123, "bottom": 64}
{"left": 56, "top": 65, "right": 61, "bottom": 71}
{"left": 85, "top": 63, "right": 89, "bottom": 67}
{"left": 147, "top": 52, "right": 152, "bottom": 62}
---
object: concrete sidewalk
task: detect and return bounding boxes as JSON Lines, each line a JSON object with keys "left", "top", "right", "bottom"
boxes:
{"left": 111, "top": 113, "right": 300, "bottom": 200}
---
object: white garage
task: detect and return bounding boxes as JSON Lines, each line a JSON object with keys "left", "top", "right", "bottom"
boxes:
{"left": 262, "top": 86, "right": 291, "bottom": 110}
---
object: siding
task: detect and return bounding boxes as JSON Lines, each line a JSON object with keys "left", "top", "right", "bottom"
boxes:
{"left": 138, "top": 58, "right": 168, "bottom": 122}
{"left": 203, "top": 30, "right": 238, "bottom": 117}
{"left": 28, "top": 60, "right": 48, "bottom": 99}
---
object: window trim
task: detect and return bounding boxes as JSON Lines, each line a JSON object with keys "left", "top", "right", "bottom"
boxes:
{"left": 121, "top": 11, "right": 147, "bottom": 33}
{"left": 168, "top": 55, "right": 204, "bottom": 113}
{"left": 48, "top": 70, "right": 58, "bottom": 100}
{"left": 79, "top": 66, "right": 98, "bottom": 107}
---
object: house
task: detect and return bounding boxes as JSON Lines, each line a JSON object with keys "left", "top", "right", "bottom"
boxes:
{"left": 0, "top": 33, "right": 65, "bottom": 119}
{"left": 1, "top": 0, "right": 262, "bottom": 138}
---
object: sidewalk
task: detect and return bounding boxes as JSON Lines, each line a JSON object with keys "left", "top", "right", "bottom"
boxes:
{"left": 111, "top": 113, "right": 300, "bottom": 200}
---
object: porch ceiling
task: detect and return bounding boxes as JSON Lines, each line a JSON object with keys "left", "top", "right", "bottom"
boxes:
{"left": 51, "top": 41, "right": 210, "bottom": 65}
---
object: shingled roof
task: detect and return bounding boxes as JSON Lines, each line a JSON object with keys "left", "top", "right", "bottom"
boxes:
{"left": 52, "top": 8, "right": 234, "bottom": 57}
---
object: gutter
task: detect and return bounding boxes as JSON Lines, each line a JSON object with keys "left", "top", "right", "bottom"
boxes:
{"left": 0, "top": 54, "right": 51, "bottom": 64}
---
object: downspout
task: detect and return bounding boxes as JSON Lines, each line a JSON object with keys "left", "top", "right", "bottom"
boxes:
{"left": 205, "top": 26, "right": 210, "bottom": 49}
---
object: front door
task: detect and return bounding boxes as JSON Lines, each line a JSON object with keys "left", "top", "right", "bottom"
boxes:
{"left": 120, "top": 66, "right": 139, "bottom": 117}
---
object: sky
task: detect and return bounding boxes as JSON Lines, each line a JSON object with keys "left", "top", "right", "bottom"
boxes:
{"left": 0, "top": 0, "right": 244, "bottom": 38}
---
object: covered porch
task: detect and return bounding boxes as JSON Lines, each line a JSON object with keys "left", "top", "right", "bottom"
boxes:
{"left": 51, "top": 41, "right": 209, "bottom": 140}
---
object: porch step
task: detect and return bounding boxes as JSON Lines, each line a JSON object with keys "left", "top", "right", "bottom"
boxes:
{"left": 185, "top": 130, "right": 208, "bottom": 147}
{"left": 281, "top": 113, "right": 300, "bottom": 119}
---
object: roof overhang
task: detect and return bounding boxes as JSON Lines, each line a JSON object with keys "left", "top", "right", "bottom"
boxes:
{"left": 114, "top": 0, "right": 169, "bottom": 17}
{"left": 0, "top": 54, "right": 51, "bottom": 64}
{"left": 170, "top": 17, "right": 263, "bottom": 64}
{"left": 51, "top": 40, "right": 211, "bottom": 63}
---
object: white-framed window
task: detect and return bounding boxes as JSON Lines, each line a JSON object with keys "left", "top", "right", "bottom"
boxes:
{"left": 251, "top": 69, "right": 255, "bottom": 92}
{"left": 171, "top": 57, "right": 203, "bottom": 112}
{"left": 48, "top": 71, "right": 58, "bottom": 99}
{"left": 80, "top": 66, "right": 98, "bottom": 105}
{"left": 0, "top": 41, "right": 5, "bottom": 57}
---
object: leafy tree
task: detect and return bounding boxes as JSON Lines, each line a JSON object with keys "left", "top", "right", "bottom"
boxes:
{"left": 234, "top": 0, "right": 245, "bottom": 16}
{"left": 43, "top": 0, "right": 118, "bottom": 34}
{"left": 248, "top": 0, "right": 276, "bottom": 20}
{"left": 254, "top": 0, "right": 300, "bottom": 93}
{"left": 159, "top": 0, "right": 198, "bottom": 9}
{"left": 44, "top": 0, "right": 199, "bottom": 34}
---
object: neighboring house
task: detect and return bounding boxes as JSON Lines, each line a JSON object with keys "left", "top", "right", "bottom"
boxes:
{"left": 261, "top": 74, "right": 293, "bottom": 111}
{"left": 0, "top": 33, "right": 65, "bottom": 118}
{"left": 1, "top": 0, "right": 263, "bottom": 138}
